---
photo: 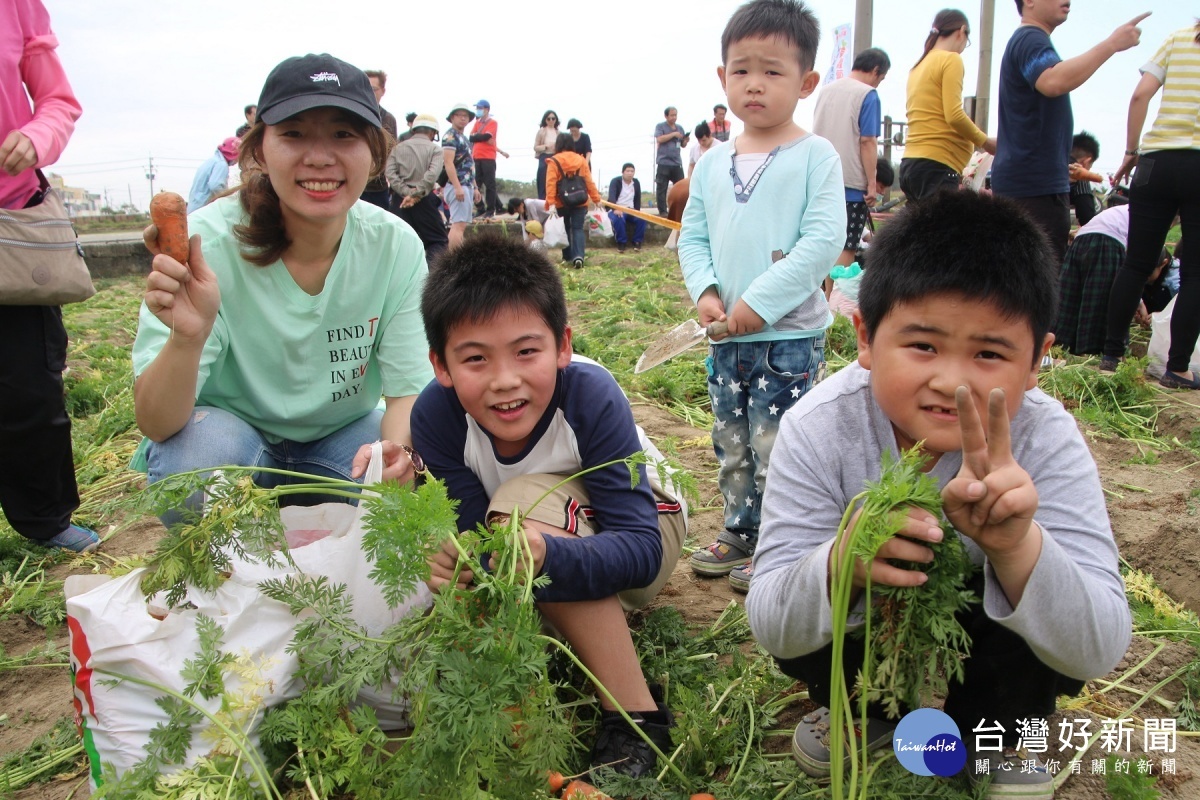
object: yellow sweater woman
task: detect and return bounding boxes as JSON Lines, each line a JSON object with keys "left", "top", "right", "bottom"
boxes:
{"left": 900, "top": 9, "right": 996, "bottom": 201}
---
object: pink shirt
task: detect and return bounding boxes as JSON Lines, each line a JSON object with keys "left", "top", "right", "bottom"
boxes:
{"left": 1, "top": 0, "right": 82, "bottom": 209}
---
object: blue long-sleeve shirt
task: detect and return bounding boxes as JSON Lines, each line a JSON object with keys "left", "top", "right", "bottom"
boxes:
{"left": 411, "top": 356, "right": 670, "bottom": 602}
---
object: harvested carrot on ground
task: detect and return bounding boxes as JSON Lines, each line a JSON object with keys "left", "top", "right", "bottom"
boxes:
{"left": 689, "top": 794, "right": 718, "bottom": 800}
{"left": 546, "top": 771, "right": 565, "bottom": 794}
{"left": 561, "top": 779, "right": 611, "bottom": 799}
{"left": 149, "top": 192, "right": 189, "bottom": 264}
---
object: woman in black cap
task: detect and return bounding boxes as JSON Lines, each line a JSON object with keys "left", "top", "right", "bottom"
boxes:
{"left": 134, "top": 53, "right": 431, "bottom": 515}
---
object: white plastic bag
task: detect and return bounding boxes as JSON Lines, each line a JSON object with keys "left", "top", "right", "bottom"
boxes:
{"left": 586, "top": 207, "right": 613, "bottom": 238}
{"left": 66, "top": 570, "right": 303, "bottom": 789}
{"left": 543, "top": 213, "right": 568, "bottom": 247}
{"left": 67, "top": 444, "right": 432, "bottom": 787}
{"left": 1147, "top": 295, "right": 1200, "bottom": 378}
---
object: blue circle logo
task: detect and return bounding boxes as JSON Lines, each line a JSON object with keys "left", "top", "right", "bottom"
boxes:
{"left": 892, "top": 708, "right": 967, "bottom": 777}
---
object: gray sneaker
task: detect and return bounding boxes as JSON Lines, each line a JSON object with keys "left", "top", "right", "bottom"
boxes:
{"left": 791, "top": 706, "right": 896, "bottom": 778}
{"left": 689, "top": 534, "right": 752, "bottom": 576}
{"left": 968, "top": 747, "right": 1054, "bottom": 800}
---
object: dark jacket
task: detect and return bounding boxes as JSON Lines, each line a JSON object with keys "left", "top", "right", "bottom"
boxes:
{"left": 607, "top": 176, "right": 641, "bottom": 211}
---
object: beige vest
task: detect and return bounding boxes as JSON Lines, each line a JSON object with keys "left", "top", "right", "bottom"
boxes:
{"left": 812, "top": 77, "right": 876, "bottom": 192}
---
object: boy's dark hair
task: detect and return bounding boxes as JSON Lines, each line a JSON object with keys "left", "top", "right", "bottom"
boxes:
{"left": 721, "top": 0, "right": 821, "bottom": 72}
{"left": 876, "top": 158, "right": 895, "bottom": 188}
{"left": 621, "top": 162, "right": 635, "bottom": 172}
{"left": 1072, "top": 131, "right": 1100, "bottom": 161}
{"left": 857, "top": 191, "right": 1058, "bottom": 364}
{"left": 852, "top": 47, "right": 891, "bottom": 76}
{"left": 1013, "top": 0, "right": 1023, "bottom": 15}
{"left": 695, "top": 120, "right": 712, "bottom": 139}
{"left": 423, "top": 233, "right": 568, "bottom": 362}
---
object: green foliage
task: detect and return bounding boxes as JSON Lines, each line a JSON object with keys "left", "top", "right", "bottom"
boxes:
{"left": 849, "top": 450, "right": 976, "bottom": 717}
{"left": 0, "top": 556, "right": 65, "bottom": 631}
{"left": 826, "top": 313, "right": 859, "bottom": 371}
{"left": 0, "top": 716, "right": 84, "bottom": 792}
{"left": 1038, "top": 357, "right": 1165, "bottom": 446}
{"left": 828, "top": 446, "right": 975, "bottom": 798}
{"left": 1104, "top": 754, "right": 1161, "bottom": 800}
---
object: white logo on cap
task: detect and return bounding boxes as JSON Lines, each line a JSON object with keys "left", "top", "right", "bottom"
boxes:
{"left": 310, "top": 72, "right": 341, "bottom": 86}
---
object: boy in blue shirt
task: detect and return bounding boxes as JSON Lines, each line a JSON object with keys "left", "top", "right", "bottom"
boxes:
{"left": 748, "top": 190, "right": 1130, "bottom": 799}
{"left": 680, "top": 0, "right": 845, "bottom": 591}
{"left": 410, "top": 235, "right": 687, "bottom": 778}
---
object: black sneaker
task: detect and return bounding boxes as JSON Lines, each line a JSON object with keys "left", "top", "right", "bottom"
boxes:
{"left": 589, "top": 703, "right": 673, "bottom": 779}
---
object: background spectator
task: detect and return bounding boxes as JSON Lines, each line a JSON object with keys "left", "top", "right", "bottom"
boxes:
{"left": 470, "top": 99, "right": 503, "bottom": 217}
{"left": 566, "top": 118, "right": 592, "bottom": 167}
{"left": 1069, "top": 130, "right": 1103, "bottom": 226}
{"left": 235, "top": 103, "right": 256, "bottom": 138}
{"left": 653, "top": 106, "right": 688, "bottom": 216}
{"left": 711, "top": 103, "right": 730, "bottom": 142}
{"left": 899, "top": 9, "right": 996, "bottom": 203}
{"left": 689, "top": 120, "right": 715, "bottom": 177}
{"left": 607, "top": 162, "right": 645, "bottom": 252}
{"left": 533, "top": 109, "right": 559, "bottom": 199}
{"left": 546, "top": 131, "right": 601, "bottom": 268}
{"left": 386, "top": 113, "right": 448, "bottom": 261}
{"left": 360, "top": 69, "right": 398, "bottom": 210}
{"left": 1, "top": 0, "right": 93, "bottom": 552}
{"left": 187, "top": 136, "right": 240, "bottom": 213}
{"left": 1102, "top": 20, "right": 1200, "bottom": 390}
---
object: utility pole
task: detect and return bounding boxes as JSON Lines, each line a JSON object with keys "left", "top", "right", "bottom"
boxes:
{"left": 974, "top": 0, "right": 996, "bottom": 132}
{"left": 145, "top": 156, "right": 156, "bottom": 201}
{"left": 854, "top": 0, "right": 873, "bottom": 55}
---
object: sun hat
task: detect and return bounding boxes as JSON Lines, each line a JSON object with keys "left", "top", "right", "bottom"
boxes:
{"left": 217, "top": 137, "right": 240, "bottom": 161}
{"left": 256, "top": 53, "right": 381, "bottom": 128}
{"left": 411, "top": 114, "right": 440, "bottom": 134}
{"left": 447, "top": 103, "right": 476, "bottom": 123}
{"left": 476, "top": 99, "right": 490, "bottom": 109}
{"left": 525, "top": 220, "right": 544, "bottom": 238}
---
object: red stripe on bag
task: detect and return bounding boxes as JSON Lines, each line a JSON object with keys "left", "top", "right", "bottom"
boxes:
{"left": 656, "top": 501, "right": 683, "bottom": 514}
{"left": 67, "top": 615, "right": 104, "bottom": 785}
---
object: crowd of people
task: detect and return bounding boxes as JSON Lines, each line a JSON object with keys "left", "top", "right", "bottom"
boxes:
{"left": 5, "top": 0, "right": 1199, "bottom": 797}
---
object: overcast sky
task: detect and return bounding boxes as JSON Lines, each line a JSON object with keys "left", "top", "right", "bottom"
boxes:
{"left": 43, "top": 0, "right": 1185, "bottom": 211}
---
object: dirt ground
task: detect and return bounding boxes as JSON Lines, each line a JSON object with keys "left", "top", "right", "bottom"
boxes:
{"left": 5, "top": 384, "right": 1200, "bottom": 799}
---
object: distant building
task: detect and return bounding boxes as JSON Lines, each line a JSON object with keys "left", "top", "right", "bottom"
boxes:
{"left": 47, "top": 172, "right": 102, "bottom": 217}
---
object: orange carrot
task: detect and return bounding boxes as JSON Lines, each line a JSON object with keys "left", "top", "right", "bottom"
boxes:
{"left": 690, "top": 794, "right": 718, "bottom": 800}
{"left": 546, "top": 770, "right": 565, "bottom": 794}
{"left": 561, "top": 779, "right": 610, "bottom": 799}
{"left": 149, "top": 192, "right": 189, "bottom": 264}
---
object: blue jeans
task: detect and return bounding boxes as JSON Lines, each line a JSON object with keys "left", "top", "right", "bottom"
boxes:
{"left": 563, "top": 205, "right": 587, "bottom": 261}
{"left": 146, "top": 406, "right": 383, "bottom": 522}
{"left": 608, "top": 210, "right": 646, "bottom": 245}
{"left": 707, "top": 336, "right": 824, "bottom": 548}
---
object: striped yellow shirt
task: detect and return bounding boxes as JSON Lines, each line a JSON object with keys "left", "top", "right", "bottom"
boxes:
{"left": 1140, "top": 26, "right": 1200, "bottom": 152}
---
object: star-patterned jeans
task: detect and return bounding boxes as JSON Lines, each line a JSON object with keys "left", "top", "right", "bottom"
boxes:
{"left": 707, "top": 335, "right": 824, "bottom": 550}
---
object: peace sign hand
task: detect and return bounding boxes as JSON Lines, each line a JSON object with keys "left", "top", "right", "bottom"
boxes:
{"left": 941, "top": 386, "right": 1039, "bottom": 560}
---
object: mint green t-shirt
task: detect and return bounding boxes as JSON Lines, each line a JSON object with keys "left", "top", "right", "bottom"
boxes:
{"left": 132, "top": 196, "right": 434, "bottom": 444}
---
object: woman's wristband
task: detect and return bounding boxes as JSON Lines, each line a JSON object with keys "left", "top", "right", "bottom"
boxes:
{"left": 1125, "top": 150, "right": 1139, "bottom": 156}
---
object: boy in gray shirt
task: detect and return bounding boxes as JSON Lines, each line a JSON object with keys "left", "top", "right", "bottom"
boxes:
{"left": 747, "top": 190, "right": 1130, "bottom": 798}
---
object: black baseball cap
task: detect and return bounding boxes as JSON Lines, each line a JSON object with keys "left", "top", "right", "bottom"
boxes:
{"left": 256, "top": 53, "right": 381, "bottom": 128}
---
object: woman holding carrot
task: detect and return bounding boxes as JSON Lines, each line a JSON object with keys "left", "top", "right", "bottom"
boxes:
{"left": 899, "top": 9, "right": 996, "bottom": 202}
{"left": 133, "top": 53, "right": 432, "bottom": 514}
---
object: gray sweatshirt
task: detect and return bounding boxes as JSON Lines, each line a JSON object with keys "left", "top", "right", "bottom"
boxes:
{"left": 746, "top": 363, "right": 1131, "bottom": 681}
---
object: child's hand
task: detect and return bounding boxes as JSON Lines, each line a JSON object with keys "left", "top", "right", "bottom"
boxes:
{"left": 696, "top": 290, "right": 727, "bottom": 332}
{"left": 828, "top": 506, "right": 944, "bottom": 595}
{"left": 942, "top": 387, "right": 1040, "bottom": 562}
{"left": 726, "top": 299, "right": 765, "bottom": 336}
{"left": 427, "top": 536, "right": 473, "bottom": 592}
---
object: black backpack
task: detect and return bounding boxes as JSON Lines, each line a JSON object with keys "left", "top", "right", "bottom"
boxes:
{"left": 550, "top": 156, "right": 588, "bottom": 208}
